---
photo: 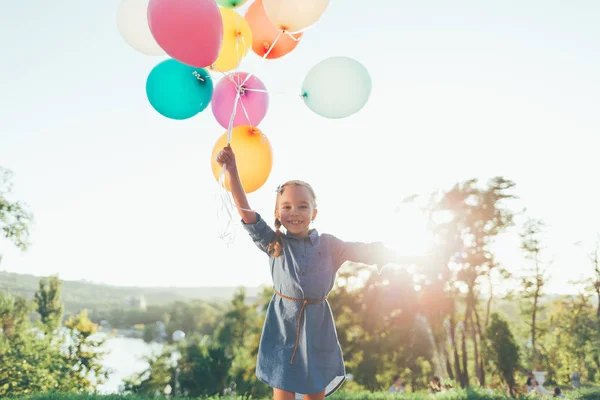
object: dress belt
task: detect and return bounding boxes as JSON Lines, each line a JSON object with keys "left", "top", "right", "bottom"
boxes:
{"left": 273, "top": 288, "right": 328, "bottom": 364}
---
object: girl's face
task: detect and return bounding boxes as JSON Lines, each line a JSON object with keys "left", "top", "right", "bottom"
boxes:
{"left": 276, "top": 185, "right": 317, "bottom": 237}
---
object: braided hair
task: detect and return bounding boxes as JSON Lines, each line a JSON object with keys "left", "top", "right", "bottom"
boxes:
{"left": 266, "top": 180, "right": 317, "bottom": 257}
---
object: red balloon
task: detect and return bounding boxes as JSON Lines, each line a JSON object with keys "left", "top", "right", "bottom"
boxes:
{"left": 148, "top": 0, "right": 223, "bottom": 68}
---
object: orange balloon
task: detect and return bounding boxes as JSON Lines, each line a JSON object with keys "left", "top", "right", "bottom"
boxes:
{"left": 244, "top": 0, "right": 303, "bottom": 59}
{"left": 211, "top": 125, "right": 273, "bottom": 194}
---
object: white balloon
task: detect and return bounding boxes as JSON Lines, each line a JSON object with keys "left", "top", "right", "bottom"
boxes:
{"left": 262, "top": 0, "right": 329, "bottom": 33}
{"left": 116, "top": 0, "right": 165, "bottom": 56}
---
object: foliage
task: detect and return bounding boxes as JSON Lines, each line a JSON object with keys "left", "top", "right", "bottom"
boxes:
{"left": 0, "top": 270, "right": 247, "bottom": 338}
{"left": 0, "top": 280, "right": 108, "bottom": 396}
{"left": 7, "top": 387, "right": 600, "bottom": 399}
{"left": 177, "top": 339, "right": 232, "bottom": 397}
{"left": 0, "top": 167, "right": 33, "bottom": 251}
{"left": 0, "top": 292, "right": 61, "bottom": 396}
{"left": 485, "top": 313, "right": 520, "bottom": 396}
{"left": 59, "top": 310, "right": 108, "bottom": 391}
{"left": 329, "top": 262, "right": 423, "bottom": 391}
{"left": 411, "top": 177, "right": 517, "bottom": 388}
{"left": 34, "top": 275, "right": 64, "bottom": 334}
{"left": 137, "top": 300, "right": 226, "bottom": 344}
{"left": 122, "top": 351, "right": 174, "bottom": 395}
{"left": 518, "top": 218, "right": 548, "bottom": 370}
{"left": 543, "top": 293, "right": 600, "bottom": 385}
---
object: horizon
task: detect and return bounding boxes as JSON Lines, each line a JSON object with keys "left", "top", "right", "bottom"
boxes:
{"left": 2, "top": 269, "right": 593, "bottom": 306}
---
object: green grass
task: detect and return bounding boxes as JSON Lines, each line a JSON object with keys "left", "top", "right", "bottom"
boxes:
{"left": 6, "top": 389, "right": 600, "bottom": 400}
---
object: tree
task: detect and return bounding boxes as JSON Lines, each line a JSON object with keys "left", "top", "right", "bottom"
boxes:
{"left": 178, "top": 338, "right": 232, "bottom": 397}
{"left": 0, "top": 291, "right": 30, "bottom": 337}
{"left": 0, "top": 280, "right": 109, "bottom": 395}
{"left": 485, "top": 313, "right": 520, "bottom": 397}
{"left": 587, "top": 238, "right": 600, "bottom": 319}
{"left": 123, "top": 350, "right": 174, "bottom": 395}
{"left": 0, "top": 167, "right": 33, "bottom": 251}
{"left": 328, "top": 262, "right": 421, "bottom": 391}
{"left": 214, "top": 287, "right": 255, "bottom": 354}
{"left": 519, "top": 218, "right": 548, "bottom": 370}
{"left": 416, "top": 177, "right": 516, "bottom": 387}
{"left": 0, "top": 292, "right": 61, "bottom": 397}
{"left": 545, "top": 293, "right": 599, "bottom": 385}
{"left": 56, "top": 310, "right": 108, "bottom": 391}
{"left": 227, "top": 287, "right": 271, "bottom": 398}
{"left": 34, "top": 275, "right": 64, "bottom": 334}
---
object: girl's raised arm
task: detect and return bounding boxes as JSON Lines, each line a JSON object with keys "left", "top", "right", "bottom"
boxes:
{"left": 216, "top": 144, "right": 256, "bottom": 224}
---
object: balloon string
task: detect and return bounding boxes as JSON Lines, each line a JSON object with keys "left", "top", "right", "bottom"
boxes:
{"left": 215, "top": 87, "right": 255, "bottom": 245}
{"left": 234, "top": 18, "right": 243, "bottom": 78}
{"left": 226, "top": 90, "right": 242, "bottom": 143}
{"left": 235, "top": 31, "right": 283, "bottom": 90}
{"left": 192, "top": 71, "right": 205, "bottom": 82}
{"left": 220, "top": 86, "right": 256, "bottom": 212}
{"left": 211, "top": 66, "right": 239, "bottom": 86}
{"left": 283, "top": 30, "right": 302, "bottom": 42}
{"left": 215, "top": 17, "right": 287, "bottom": 244}
{"left": 264, "top": 31, "right": 282, "bottom": 59}
{"left": 239, "top": 97, "right": 253, "bottom": 127}
{"left": 217, "top": 89, "right": 241, "bottom": 200}
{"left": 239, "top": 35, "right": 247, "bottom": 72}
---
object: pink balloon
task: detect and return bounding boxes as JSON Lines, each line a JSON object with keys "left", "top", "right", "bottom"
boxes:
{"left": 212, "top": 73, "right": 269, "bottom": 129}
{"left": 148, "top": 0, "right": 223, "bottom": 68}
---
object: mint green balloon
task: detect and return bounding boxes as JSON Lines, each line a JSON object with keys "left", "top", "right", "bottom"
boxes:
{"left": 301, "top": 56, "right": 372, "bottom": 119}
{"left": 146, "top": 59, "right": 213, "bottom": 120}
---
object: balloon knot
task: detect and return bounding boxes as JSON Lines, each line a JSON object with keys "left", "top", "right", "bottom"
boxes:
{"left": 237, "top": 85, "right": 247, "bottom": 96}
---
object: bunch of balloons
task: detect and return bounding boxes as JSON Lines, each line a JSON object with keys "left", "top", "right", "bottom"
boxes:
{"left": 117, "top": 0, "right": 372, "bottom": 193}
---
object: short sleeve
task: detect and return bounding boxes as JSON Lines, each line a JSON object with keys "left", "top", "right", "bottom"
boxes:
{"left": 327, "top": 234, "right": 393, "bottom": 272}
{"left": 241, "top": 213, "right": 275, "bottom": 254}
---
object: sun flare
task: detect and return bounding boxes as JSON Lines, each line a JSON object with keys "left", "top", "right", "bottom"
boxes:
{"left": 381, "top": 202, "right": 433, "bottom": 259}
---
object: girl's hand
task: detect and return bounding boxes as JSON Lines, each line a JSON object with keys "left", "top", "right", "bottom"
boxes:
{"left": 216, "top": 144, "right": 237, "bottom": 170}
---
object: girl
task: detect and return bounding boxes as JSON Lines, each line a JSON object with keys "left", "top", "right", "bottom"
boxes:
{"left": 216, "top": 144, "right": 422, "bottom": 400}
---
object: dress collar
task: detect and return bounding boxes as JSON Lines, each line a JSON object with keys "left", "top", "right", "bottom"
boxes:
{"left": 284, "top": 228, "right": 319, "bottom": 245}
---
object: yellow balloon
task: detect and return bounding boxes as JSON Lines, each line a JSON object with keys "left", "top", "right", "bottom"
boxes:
{"left": 262, "top": 0, "right": 329, "bottom": 33}
{"left": 211, "top": 126, "right": 273, "bottom": 194}
{"left": 211, "top": 8, "right": 253, "bottom": 72}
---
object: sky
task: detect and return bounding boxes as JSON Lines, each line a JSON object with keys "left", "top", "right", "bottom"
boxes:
{"left": 1, "top": 0, "right": 599, "bottom": 295}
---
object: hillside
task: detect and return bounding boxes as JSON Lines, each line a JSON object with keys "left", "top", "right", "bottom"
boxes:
{"left": 0, "top": 270, "right": 263, "bottom": 315}
{"left": 1, "top": 270, "right": 591, "bottom": 327}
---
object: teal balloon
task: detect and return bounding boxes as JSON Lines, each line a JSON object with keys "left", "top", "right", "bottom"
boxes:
{"left": 301, "top": 56, "right": 371, "bottom": 119}
{"left": 146, "top": 59, "right": 213, "bottom": 120}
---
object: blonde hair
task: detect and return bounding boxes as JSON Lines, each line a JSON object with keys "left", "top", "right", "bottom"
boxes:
{"left": 266, "top": 180, "right": 317, "bottom": 257}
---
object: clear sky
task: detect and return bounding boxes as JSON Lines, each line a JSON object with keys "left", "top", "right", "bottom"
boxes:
{"left": 1, "top": 0, "right": 599, "bottom": 295}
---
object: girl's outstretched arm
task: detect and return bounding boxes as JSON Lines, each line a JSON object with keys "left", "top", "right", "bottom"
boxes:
{"left": 326, "top": 234, "right": 427, "bottom": 273}
{"left": 216, "top": 144, "right": 256, "bottom": 224}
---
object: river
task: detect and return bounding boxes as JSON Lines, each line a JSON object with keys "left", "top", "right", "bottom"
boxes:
{"left": 98, "top": 335, "right": 163, "bottom": 394}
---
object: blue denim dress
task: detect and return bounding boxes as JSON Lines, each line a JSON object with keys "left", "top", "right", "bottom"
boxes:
{"left": 242, "top": 213, "right": 391, "bottom": 396}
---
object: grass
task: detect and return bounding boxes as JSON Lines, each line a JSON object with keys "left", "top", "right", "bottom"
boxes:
{"left": 6, "top": 388, "right": 600, "bottom": 400}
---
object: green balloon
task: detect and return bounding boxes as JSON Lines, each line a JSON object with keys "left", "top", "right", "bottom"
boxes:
{"left": 215, "top": 0, "right": 248, "bottom": 8}
{"left": 301, "top": 56, "right": 372, "bottom": 119}
{"left": 146, "top": 59, "right": 213, "bottom": 120}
